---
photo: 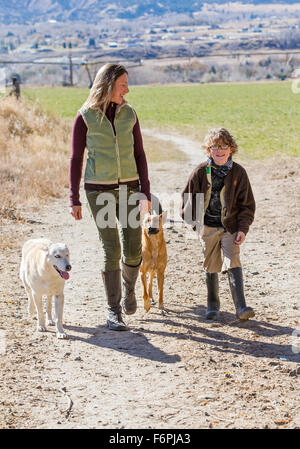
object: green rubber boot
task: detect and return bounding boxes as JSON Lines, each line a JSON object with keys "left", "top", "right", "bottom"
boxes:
{"left": 102, "top": 270, "right": 128, "bottom": 331}
{"left": 228, "top": 267, "right": 255, "bottom": 321}
{"left": 205, "top": 272, "right": 220, "bottom": 320}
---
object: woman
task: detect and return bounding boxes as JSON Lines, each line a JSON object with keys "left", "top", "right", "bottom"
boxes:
{"left": 69, "top": 63, "right": 151, "bottom": 331}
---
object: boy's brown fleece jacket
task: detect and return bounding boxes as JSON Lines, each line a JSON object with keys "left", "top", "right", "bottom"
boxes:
{"left": 180, "top": 161, "right": 255, "bottom": 235}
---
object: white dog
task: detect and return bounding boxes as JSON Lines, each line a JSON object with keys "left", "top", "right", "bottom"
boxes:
{"left": 20, "top": 238, "right": 71, "bottom": 339}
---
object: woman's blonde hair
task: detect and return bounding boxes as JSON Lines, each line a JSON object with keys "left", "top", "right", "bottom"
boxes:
{"left": 202, "top": 127, "right": 238, "bottom": 155}
{"left": 82, "top": 63, "right": 128, "bottom": 116}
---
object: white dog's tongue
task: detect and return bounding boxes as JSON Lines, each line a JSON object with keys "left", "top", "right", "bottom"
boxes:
{"left": 61, "top": 271, "right": 70, "bottom": 280}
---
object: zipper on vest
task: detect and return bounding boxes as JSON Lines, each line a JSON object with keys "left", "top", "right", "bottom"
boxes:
{"left": 113, "top": 107, "right": 123, "bottom": 181}
{"left": 105, "top": 115, "right": 121, "bottom": 181}
{"left": 115, "top": 135, "right": 121, "bottom": 181}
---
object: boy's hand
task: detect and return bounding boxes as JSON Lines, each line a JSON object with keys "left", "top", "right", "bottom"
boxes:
{"left": 235, "top": 231, "right": 245, "bottom": 245}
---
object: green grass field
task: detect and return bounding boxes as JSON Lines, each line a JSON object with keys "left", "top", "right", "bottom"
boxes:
{"left": 22, "top": 82, "right": 300, "bottom": 159}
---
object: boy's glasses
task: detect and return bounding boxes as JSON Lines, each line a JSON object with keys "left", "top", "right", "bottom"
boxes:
{"left": 210, "top": 145, "right": 230, "bottom": 152}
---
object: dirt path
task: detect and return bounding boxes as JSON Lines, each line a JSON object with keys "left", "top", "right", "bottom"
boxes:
{"left": 0, "top": 131, "right": 299, "bottom": 429}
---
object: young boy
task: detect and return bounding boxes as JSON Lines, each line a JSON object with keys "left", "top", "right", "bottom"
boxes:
{"left": 180, "top": 128, "right": 255, "bottom": 321}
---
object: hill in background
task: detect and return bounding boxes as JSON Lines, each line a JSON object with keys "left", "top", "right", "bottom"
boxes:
{"left": 1, "top": 1, "right": 300, "bottom": 86}
{"left": 1, "top": 0, "right": 300, "bottom": 24}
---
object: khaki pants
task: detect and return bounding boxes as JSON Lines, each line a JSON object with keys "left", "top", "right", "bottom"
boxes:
{"left": 200, "top": 226, "right": 241, "bottom": 273}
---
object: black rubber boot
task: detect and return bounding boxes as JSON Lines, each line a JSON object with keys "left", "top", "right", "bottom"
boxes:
{"left": 205, "top": 272, "right": 220, "bottom": 320}
{"left": 121, "top": 260, "right": 141, "bottom": 315}
{"left": 227, "top": 267, "right": 255, "bottom": 321}
{"left": 101, "top": 270, "right": 128, "bottom": 331}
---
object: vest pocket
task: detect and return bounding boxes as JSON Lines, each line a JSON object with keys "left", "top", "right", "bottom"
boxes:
{"left": 86, "top": 157, "right": 95, "bottom": 177}
{"left": 94, "top": 158, "right": 118, "bottom": 180}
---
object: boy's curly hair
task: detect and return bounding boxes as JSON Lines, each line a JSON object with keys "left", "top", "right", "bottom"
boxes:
{"left": 202, "top": 128, "right": 238, "bottom": 155}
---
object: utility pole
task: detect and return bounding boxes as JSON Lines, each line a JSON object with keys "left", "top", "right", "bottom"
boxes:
{"left": 83, "top": 63, "right": 93, "bottom": 88}
{"left": 69, "top": 51, "right": 73, "bottom": 86}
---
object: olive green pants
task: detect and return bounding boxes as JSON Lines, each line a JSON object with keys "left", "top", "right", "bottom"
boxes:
{"left": 85, "top": 186, "right": 142, "bottom": 271}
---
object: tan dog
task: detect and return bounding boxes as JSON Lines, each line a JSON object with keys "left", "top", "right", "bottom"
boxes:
{"left": 140, "top": 211, "right": 167, "bottom": 313}
{"left": 20, "top": 238, "right": 71, "bottom": 339}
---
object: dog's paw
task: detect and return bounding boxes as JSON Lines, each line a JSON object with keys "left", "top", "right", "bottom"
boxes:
{"left": 143, "top": 300, "right": 151, "bottom": 312}
{"left": 56, "top": 331, "right": 67, "bottom": 339}
{"left": 37, "top": 324, "right": 46, "bottom": 332}
{"left": 150, "top": 297, "right": 156, "bottom": 305}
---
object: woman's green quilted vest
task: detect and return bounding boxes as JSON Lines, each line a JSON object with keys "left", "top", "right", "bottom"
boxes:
{"left": 80, "top": 103, "right": 139, "bottom": 184}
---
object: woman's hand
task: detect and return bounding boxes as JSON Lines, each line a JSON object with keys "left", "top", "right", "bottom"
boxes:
{"left": 70, "top": 205, "right": 82, "bottom": 220}
{"left": 235, "top": 231, "right": 245, "bottom": 245}
{"left": 139, "top": 200, "right": 151, "bottom": 221}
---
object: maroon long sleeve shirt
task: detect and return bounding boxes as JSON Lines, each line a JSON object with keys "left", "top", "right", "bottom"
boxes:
{"left": 69, "top": 102, "right": 151, "bottom": 206}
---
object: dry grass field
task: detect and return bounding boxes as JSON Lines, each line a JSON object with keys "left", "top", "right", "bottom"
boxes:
{"left": 0, "top": 97, "right": 71, "bottom": 248}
